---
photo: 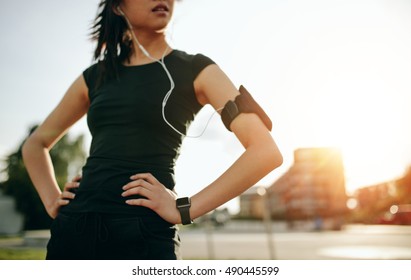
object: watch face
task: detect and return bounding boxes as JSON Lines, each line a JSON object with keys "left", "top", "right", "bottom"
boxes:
{"left": 177, "top": 197, "right": 191, "bottom": 208}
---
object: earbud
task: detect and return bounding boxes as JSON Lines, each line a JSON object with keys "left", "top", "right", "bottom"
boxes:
{"left": 116, "top": 6, "right": 150, "bottom": 57}
{"left": 117, "top": 6, "right": 124, "bottom": 15}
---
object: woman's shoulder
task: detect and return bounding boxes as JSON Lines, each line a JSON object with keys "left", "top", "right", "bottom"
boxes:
{"left": 172, "top": 49, "right": 214, "bottom": 63}
{"left": 171, "top": 50, "right": 216, "bottom": 78}
{"left": 82, "top": 61, "right": 101, "bottom": 79}
{"left": 82, "top": 61, "right": 105, "bottom": 90}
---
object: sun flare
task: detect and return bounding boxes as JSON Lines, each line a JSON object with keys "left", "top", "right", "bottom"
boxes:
{"left": 312, "top": 85, "right": 406, "bottom": 194}
{"left": 229, "top": 2, "right": 411, "bottom": 195}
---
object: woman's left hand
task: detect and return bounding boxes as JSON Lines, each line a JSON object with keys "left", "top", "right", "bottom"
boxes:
{"left": 121, "top": 173, "right": 181, "bottom": 224}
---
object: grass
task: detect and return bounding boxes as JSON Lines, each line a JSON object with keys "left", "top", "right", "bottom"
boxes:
{"left": 0, "top": 247, "right": 46, "bottom": 260}
{"left": 0, "top": 236, "right": 46, "bottom": 260}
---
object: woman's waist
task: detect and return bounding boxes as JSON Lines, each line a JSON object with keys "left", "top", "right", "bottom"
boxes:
{"left": 61, "top": 180, "right": 175, "bottom": 215}
{"left": 84, "top": 155, "right": 176, "bottom": 171}
{"left": 59, "top": 191, "right": 163, "bottom": 217}
{"left": 79, "top": 156, "right": 176, "bottom": 190}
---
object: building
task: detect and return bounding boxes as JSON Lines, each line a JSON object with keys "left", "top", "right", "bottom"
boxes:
{"left": 352, "top": 167, "right": 411, "bottom": 223}
{"left": 238, "top": 186, "right": 267, "bottom": 219}
{"left": 270, "top": 147, "right": 347, "bottom": 221}
{"left": 238, "top": 147, "right": 348, "bottom": 229}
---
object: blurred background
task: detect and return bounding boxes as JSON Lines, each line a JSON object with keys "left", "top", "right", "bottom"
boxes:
{"left": 1, "top": 0, "right": 410, "bottom": 259}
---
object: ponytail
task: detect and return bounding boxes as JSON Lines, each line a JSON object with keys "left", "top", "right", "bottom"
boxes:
{"left": 90, "top": 0, "right": 131, "bottom": 87}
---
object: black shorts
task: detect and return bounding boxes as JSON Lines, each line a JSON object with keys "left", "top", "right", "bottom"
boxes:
{"left": 46, "top": 212, "right": 181, "bottom": 260}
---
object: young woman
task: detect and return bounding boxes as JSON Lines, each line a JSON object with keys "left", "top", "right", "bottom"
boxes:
{"left": 22, "top": 0, "right": 282, "bottom": 260}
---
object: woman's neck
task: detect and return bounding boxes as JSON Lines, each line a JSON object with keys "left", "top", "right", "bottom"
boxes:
{"left": 127, "top": 31, "right": 171, "bottom": 66}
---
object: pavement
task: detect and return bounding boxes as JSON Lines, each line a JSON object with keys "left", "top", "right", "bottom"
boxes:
{"left": 1, "top": 221, "right": 411, "bottom": 260}
{"left": 179, "top": 224, "right": 411, "bottom": 260}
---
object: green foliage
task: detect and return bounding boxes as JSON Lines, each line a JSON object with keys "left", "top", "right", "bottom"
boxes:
{"left": 0, "top": 125, "right": 86, "bottom": 230}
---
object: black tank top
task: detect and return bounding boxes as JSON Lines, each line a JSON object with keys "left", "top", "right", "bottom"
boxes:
{"left": 60, "top": 50, "right": 215, "bottom": 215}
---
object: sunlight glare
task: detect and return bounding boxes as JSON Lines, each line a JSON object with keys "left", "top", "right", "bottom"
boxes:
{"left": 228, "top": 1, "right": 411, "bottom": 193}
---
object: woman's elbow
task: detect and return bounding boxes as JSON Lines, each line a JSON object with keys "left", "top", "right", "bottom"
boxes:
{"left": 22, "top": 132, "right": 46, "bottom": 161}
{"left": 269, "top": 147, "right": 283, "bottom": 170}
{"left": 22, "top": 135, "right": 35, "bottom": 162}
{"left": 262, "top": 140, "right": 283, "bottom": 171}
{"left": 274, "top": 151, "right": 283, "bottom": 169}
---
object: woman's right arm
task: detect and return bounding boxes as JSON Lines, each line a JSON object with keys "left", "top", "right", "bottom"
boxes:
{"left": 22, "top": 74, "right": 89, "bottom": 219}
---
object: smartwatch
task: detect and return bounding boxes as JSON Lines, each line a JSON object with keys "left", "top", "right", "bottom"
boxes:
{"left": 176, "top": 197, "right": 192, "bottom": 225}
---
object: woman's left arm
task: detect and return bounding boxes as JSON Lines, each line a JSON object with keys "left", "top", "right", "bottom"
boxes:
{"left": 122, "top": 64, "right": 283, "bottom": 224}
{"left": 188, "top": 64, "right": 283, "bottom": 220}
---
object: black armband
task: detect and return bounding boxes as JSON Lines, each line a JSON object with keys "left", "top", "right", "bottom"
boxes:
{"left": 221, "top": 85, "right": 272, "bottom": 132}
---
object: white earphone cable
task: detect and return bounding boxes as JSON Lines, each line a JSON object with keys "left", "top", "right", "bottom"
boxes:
{"left": 121, "top": 9, "right": 221, "bottom": 138}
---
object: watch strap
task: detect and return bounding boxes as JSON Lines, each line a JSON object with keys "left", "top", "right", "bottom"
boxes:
{"left": 179, "top": 204, "right": 192, "bottom": 225}
{"left": 176, "top": 197, "right": 192, "bottom": 225}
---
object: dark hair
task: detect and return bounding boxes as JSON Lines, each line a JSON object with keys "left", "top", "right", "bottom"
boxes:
{"left": 91, "top": 0, "right": 132, "bottom": 87}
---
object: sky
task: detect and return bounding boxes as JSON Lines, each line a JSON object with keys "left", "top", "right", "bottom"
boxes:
{"left": 1, "top": 0, "right": 411, "bottom": 214}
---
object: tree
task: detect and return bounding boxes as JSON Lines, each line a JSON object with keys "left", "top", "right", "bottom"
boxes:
{"left": 0, "top": 125, "right": 86, "bottom": 230}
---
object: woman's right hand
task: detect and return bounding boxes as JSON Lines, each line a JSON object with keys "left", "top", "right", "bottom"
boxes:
{"left": 49, "top": 174, "right": 81, "bottom": 218}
